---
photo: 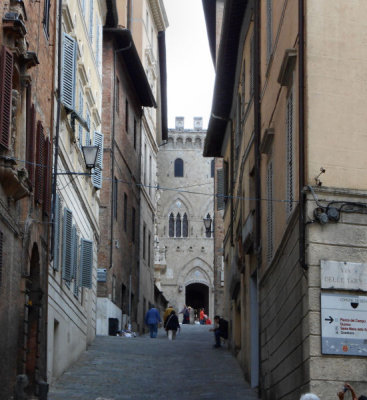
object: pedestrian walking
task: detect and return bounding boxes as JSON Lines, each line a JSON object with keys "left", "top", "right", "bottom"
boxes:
{"left": 179, "top": 304, "right": 190, "bottom": 324}
{"left": 145, "top": 305, "right": 161, "bottom": 338}
{"left": 199, "top": 308, "right": 206, "bottom": 324}
{"left": 163, "top": 305, "right": 174, "bottom": 328}
{"left": 165, "top": 310, "right": 180, "bottom": 340}
{"left": 209, "top": 315, "right": 228, "bottom": 348}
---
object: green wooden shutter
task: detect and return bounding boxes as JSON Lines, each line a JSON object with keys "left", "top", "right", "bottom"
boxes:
{"left": 62, "top": 208, "right": 73, "bottom": 282}
{"left": 61, "top": 33, "right": 77, "bottom": 110}
{"left": 92, "top": 131, "right": 103, "bottom": 189}
{"left": 0, "top": 46, "right": 13, "bottom": 149}
{"left": 73, "top": 228, "right": 80, "bottom": 297}
{"left": 80, "top": 239, "right": 93, "bottom": 288}
{"left": 53, "top": 194, "right": 61, "bottom": 270}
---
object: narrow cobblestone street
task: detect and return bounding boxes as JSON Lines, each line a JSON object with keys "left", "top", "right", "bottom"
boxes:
{"left": 48, "top": 325, "right": 258, "bottom": 400}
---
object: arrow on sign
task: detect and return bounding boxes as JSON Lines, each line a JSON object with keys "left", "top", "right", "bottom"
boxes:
{"left": 324, "top": 316, "right": 334, "bottom": 324}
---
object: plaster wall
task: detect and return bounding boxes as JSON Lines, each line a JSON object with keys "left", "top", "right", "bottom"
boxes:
{"left": 306, "top": 0, "right": 367, "bottom": 190}
{"left": 96, "top": 298, "right": 123, "bottom": 335}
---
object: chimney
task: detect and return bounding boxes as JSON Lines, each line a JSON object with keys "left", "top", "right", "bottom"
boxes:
{"left": 193, "top": 117, "right": 203, "bottom": 130}
{"left": 175, "top": 116, "right": 184, "bottom": 130}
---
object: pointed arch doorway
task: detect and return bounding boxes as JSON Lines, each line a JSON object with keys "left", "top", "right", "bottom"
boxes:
{"left": 185, "top": 283, "right": 209, "bottom": 317}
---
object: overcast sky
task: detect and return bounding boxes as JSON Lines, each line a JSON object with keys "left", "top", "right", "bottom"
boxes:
{"left": 163, "top": 0, "right": 215, "bottom": 130}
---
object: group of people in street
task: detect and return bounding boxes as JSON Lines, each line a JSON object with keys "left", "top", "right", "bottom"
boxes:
{"left": 144, "top": 304, "right": 229, "bottom": 347}
{"left": 300, "top": 383, "right": 366, "bottom": 400}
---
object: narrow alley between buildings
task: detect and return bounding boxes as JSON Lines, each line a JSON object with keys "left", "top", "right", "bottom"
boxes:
{"left": 48, "top": 325, "right": 258, "bottom": 400}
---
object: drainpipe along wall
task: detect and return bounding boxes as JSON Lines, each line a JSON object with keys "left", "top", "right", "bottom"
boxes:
{"left": 51, "top": 0, "right": 63, "bottom": 257}
{"left": 298, "top": 0, "right": 306, "bottom": 270}
{"left": 254, "top": 0, "right": 262, "bottom": 392}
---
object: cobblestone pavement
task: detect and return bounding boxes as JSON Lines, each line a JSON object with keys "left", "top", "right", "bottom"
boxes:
{"left": 49, "top": 324, "right": 259, "bottom": 400}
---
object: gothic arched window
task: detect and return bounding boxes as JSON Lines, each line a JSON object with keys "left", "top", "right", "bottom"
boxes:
{"left": 174, "top": 158, "right": 184, "bottom": 177}
{"left": 169, "top": 213, "right": 174, "bottom": 237}
{"left": 176, "top": 213, "right": 182, "bottom": 237}
{"left": 183, "top": 213, "right": 188, "bottom": 237}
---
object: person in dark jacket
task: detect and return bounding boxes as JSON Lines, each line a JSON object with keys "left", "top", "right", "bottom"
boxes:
{"left": 145, "top": 305, "right": 161, "bottom": 338}
{"left": 210, "top": 315, "right": 228, "bottom": 348}
{"left": 165, "top": 310, "right": 180, "bottom": 340}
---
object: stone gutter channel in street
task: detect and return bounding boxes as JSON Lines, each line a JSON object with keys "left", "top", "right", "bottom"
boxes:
{"left": 48, "top": 324, "right": 258, "bottom": 400}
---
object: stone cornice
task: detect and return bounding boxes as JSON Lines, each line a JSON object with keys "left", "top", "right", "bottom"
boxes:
{"left": 149, "top": 0, "right": 169, "bottom": 31}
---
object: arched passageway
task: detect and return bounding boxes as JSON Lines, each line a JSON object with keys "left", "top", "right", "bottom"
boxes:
{"left": 185, "top": 283, "right": 209, "bottom": 317}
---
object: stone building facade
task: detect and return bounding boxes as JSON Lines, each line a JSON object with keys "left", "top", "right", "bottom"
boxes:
{"left": 47, "top": 0, "right": 106, "bottom": 385}
{"left": 155, "top": 117, "right": 215, "bottom": 320}
{"left": 0, "top": 1, "right": 54, "bottom": 397}
{"left": 203, "top": 0, "right": 367, "bottom": 399}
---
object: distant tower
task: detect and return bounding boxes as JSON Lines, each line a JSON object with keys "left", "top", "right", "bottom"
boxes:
{"left": 154, "top": 117, "right": 215, "bottom": 320}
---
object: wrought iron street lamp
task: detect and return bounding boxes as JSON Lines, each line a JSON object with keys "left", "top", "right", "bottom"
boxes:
{"left": 81, "top": 145, "right": 99, "bottom": 170}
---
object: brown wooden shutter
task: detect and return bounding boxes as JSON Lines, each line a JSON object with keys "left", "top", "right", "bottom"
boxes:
{"left": 26, "top": 104, "right": 36, "bottom": 188}
{"left": 43, "top": 137, "right": 52, "bottom": 216}
{"left": 0, "top": 46, "right": 14, "bottom": 149}
{"left": 35, "top": 121, "right": 45, "bottom": 204}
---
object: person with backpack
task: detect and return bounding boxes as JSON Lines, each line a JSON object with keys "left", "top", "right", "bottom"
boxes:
{"left": 165, "top": 310, "right": 180, "bottom": 340}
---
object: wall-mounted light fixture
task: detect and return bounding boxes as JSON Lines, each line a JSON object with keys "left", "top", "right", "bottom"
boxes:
{"left": 203, "top": 215, "right": 214, "bottom": 235}
{"left": 55, "top": 145, "right": 99, "bottom": 175}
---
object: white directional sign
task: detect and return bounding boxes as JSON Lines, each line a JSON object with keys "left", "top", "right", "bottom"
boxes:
{"left": 321, "top": 293, "right": 367, "bottom": 356}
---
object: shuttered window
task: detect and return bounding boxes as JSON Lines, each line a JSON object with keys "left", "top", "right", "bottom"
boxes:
{"left": 267, "top": 161, "right": 274, "bottom": 264}
{"left": 80, "top": 238, "right": 93, "bottom": 289}
{"left": 92, "top": 131, "right": 103, "bottom": 189}
{"left": 62, "top": 208, "right": 73, "bottom": 282}
{"left": 169, "top": 213, "right": 174, "bottom": 237}
{"left": 81, "top": 0, "right": 86, "bottom": 16}
{"left": 43, "top": 0, "right": 51, "bottom": 37}
{"left": 89, "top": 0, "right": 94, "bottom": 43}
{"left": 72, "top": 227, "right": 80, "bottom": 297}
{"left": 85, "top": 108, "right": 90, "bottom": 145}
{"left": 35, "top": 121, "right": 45, "bottom": 205}
{"left": 43, "top": 137, "right": 52, "bottom": 216}
{"left": 286, "top": 83, "right": 295, "bottom": 216}
{"left": 0, "top": 230, "right": 3, "bottom": 287}
{"left": 78, "top": 84, "right": 84, "bottom": 147}
{"left": 223, "top": 161, "right": 229, "bottom": 205}
{"left": 0, "top": 46, "right": 13, "bottom": 150}
{"left": 61, "top": 33, "right": 77, "bottom": 111}
{"left": 53, "top": 194, "right": 62, "bottom": 270}
{"left": 217, "top": 168, "right": 225, "bottom": 211}
{"left": 266, "top": 0, "right": 273, "bottom": 63}
{"left": 26, "top": 104, "right": 36, "bottom": 188}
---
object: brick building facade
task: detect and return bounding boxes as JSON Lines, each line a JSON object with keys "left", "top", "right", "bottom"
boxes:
{"left": 0, "top": 0, "right": 54, "bottom": 397}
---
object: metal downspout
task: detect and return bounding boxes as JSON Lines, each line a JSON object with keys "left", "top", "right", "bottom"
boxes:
{"left": 51, "top": 0, "right": 63, "bottom": 258}
{"left": 299, "top": 0, "right": 306, "bottom": 270}
{"left": 254, "top": 0, "right": 262, "bottom": 393}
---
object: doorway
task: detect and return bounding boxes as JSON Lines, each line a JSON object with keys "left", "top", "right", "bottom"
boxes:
{"left": 25, "top": 244, "right": 42, "bottom": 394}
{"left": 185, "top": 283, "right": 209, "bottom": 319}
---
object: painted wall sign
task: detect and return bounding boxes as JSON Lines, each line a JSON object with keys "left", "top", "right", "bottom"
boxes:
{"left": 321, "top": 293, "right": 367, "bottom": 356}
{"left": 321, "top": 260, "right": 367, "bottom": 291}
